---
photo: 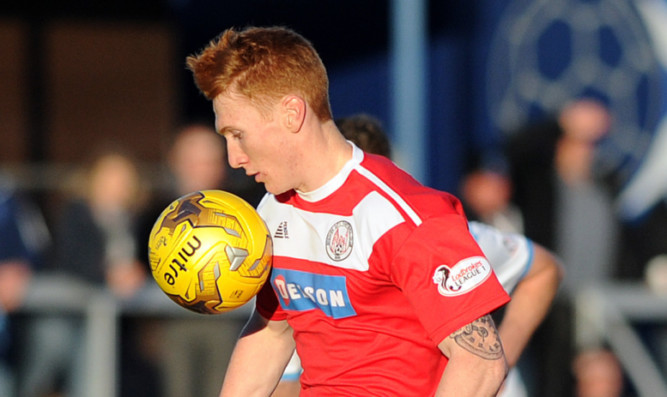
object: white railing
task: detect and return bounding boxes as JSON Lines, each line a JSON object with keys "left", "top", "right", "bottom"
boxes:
{"left": 575, "top": 282, "right": 667, "bottom": 397}
{"left": 17, "top": 274, "right": 253, "bottom": 397}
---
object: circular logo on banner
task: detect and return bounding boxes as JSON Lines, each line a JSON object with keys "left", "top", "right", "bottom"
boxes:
{"left": 486, "top": 0, "right": 664, "bottom": 185}
{"left": 326, "top": 220, "right": 354, "bottom": 261}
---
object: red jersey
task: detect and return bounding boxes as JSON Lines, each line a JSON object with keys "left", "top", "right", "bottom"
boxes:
{"left": 256, "top": 144, "right": 510, "bottom": 396}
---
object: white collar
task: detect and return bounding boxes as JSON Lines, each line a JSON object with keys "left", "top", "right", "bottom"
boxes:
{"left": 297, "top": 141, "right": 363, "bottom": 202}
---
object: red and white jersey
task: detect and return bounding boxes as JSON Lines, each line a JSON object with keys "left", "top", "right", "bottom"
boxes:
{"left": 256, "top": 144, "right": 510, "bottom": 396}
{"left": 468, "top": 221, "right": 534, "bottom": 294}
{"left": 279, "top": 221, "right": 536, "bottom": 382}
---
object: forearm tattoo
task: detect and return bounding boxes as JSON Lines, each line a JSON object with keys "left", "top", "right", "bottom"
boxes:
{"left": 449, "top": 314, "right": 504, "bottom": 360}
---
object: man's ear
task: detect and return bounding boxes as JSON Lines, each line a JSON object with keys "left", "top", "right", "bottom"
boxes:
{"left": 282, "top": 95, "right": 306, "bottom": 133}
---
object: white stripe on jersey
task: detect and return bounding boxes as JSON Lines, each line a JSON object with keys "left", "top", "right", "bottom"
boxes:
{"left": 260, "top": 191, "right": 404, "bottom": 271}
{"left": 355, "top": 164, "right": 423, "bottom": 227}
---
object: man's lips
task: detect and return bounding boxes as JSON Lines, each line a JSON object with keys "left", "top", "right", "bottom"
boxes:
{"left": 249, "top": 172, "right": 261, "bottom": 182}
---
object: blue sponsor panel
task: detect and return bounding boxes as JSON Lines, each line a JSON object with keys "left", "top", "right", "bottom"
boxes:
{"left": 271, "top": 268, "right": 356, "bottom": 319}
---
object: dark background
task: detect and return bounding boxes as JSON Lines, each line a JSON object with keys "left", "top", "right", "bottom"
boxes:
{"left": 1, "top": 0, "right": 663, "bottom": 202}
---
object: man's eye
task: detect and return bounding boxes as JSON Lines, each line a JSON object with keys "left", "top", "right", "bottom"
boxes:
{"left": 221, "top": 130, "right": 241, "bottom": 140}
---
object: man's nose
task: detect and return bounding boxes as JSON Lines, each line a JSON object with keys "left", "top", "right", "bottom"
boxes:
{"left": 226, "top": 143, "right": 247, "bottom": 169}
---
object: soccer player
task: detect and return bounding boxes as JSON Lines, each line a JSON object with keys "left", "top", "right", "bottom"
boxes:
{"left": 187, "top": 26, "right": 510, "bottom": 396}
{"left": 272, "top": 114, "right": 565, "bottom": 397}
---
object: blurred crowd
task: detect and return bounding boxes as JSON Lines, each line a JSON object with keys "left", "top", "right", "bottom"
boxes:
{"left": 461, "top": 98, "right": 667, "bottom": 397}
{"left": 1, "top": 98, "right": 666, "bottom": 397}
{"left": 0, "top": 123, "right": 263, "bottom": 397}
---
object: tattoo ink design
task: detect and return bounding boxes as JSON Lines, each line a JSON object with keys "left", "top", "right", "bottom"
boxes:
{"left": 449, "top": 314, "right": 504, "bottom": 360}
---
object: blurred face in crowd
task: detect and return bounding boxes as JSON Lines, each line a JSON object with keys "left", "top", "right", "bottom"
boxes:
{"left": 461, "top": 170, "right": 513, "bottom": 218}
{"left": 89, "top": 153, "right": 140, "bottom": 214}
{"left": 170, "top": 125, "right": 228, "bottom": 194}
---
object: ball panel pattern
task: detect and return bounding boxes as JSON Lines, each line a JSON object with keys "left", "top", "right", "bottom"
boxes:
{"left": 148, "top": 190, "right": 272, "bottom": 314}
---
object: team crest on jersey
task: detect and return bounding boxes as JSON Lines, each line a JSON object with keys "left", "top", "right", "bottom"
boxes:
{"left": 325, "top": 220, "right": 353, "bottom": 261}
{"left": 432, "top": 256, "right": 491, "bottom": 296}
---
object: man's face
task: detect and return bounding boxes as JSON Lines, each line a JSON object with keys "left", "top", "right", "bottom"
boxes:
{"left": 213, "top": 93, "right": 299, "bottom": 195}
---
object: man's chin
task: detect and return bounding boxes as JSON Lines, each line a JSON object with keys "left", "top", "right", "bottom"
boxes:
{"left": 264, "top": 184, "right": 291, "bottom": 196}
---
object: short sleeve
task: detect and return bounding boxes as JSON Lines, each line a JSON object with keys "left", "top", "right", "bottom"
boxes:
{"left": 468, "top": 221, "right": 534, "bottom": 293}
{"left": 391, "top": 216, "right": 510, "bottom": 345}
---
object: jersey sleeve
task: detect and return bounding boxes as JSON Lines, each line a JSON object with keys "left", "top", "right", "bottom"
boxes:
{"left": 255, "top": 194, "right": 288, "bottom": 321}
{"left": 390, "top": 215, "right": 510, "bottom": 345}
{"left": 468, "top": 221, "right": 534, "bottom": 293}
{"left": 255, "top": 275, "right": 288, "bottom": 321}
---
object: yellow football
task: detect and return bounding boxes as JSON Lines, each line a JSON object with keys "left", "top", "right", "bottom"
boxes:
{"left": 148, "top": 190, "right": 272, "bottom": 314}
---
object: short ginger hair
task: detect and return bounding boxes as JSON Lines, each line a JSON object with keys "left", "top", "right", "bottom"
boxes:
{"left": 186, "top": 26, "right": 333, "bottom": 121}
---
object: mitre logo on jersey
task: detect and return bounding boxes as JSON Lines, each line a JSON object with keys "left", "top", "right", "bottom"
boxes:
{"left": 271, "top": 268, "right": 356, "bottom": 319}
{"left": 432, "top": 256, "right": 491, "bottom": 296}
{"left": 325, "top": 220, "right": 353, "bottom": 261}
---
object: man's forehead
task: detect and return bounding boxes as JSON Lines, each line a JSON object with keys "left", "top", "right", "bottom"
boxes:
{"left": 214, "top": 93, "right": 282, "bottom": 129}
{"left": 212, "top": 94, "right": 239, "bottom": 129}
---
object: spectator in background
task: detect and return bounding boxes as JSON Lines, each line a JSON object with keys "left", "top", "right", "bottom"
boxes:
{"left": 168, "top": 123, "right": 230, "bottom": 198}
{"left": 503, "top": 98, "right": 620, "bottom": 397}
{"left": 17, "top": 146, "right": 154, "bottom": 397}
{"left": 459, "top": 154, "right": 524, "bottom": 234}
{"left": 56, "top": 147, "right": 147, "bottom": 294}
{"left": 504, "top": 98, "right": 612, "bottom": 253}
{"left": 0, "top": 177, "right": 50, "bottom": 397}
{"left": 136, "top": 123, "right": 250, "bottom": 397}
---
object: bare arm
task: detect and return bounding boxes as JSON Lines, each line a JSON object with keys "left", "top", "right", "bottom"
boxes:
{"left": 220, "top": 309, "right": 296, "bottom": 397}
{"left": 435, "top": 314, "right": 508, "bottom": 396}
{"left": 499, "top": 243, "right": 564, "bottom": 367}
